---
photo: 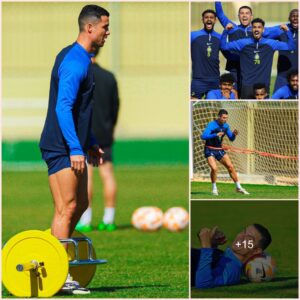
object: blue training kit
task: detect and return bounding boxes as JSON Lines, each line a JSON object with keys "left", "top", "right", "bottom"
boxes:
{"left": 220, "top": 30, "right": 295, "bottom": 90}
{"left": 274, "top": 24, "right": 298, "bottom": 91}
{"left": 201, "top": 120, "right": 236, "bottom": 148}
{"left": 215, "top": 1, "right": 296, "bottom": 91}
{"left": 191, "top": 29, "right": 224, "bottom": 97}
{"left": 206, "top": 89, "right": 236, "bottom": 100}
{"left": 272, "top": 84, "right": 298, "bottom": 99}
{"left": 40, "top": 42, "right": 95, "bottom": 157}
{"left": 191, "top": 247, "right": 243, "bottom": 288}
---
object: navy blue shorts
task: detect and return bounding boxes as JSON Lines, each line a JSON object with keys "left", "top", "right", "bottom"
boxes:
{"left": 204, "top": 147, "right": 226, "bottom": 161}
{"left": 191, "top": 78, "right": 219, "bottom": 99}
{"left": 100, "top": 145, "right": 113, "bottom": 163}
{"left": 41, "top": 150, "right": 71, "bottom": 176}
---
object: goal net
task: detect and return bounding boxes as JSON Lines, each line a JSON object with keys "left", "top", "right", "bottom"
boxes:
{"left": 191, "top": 101, "right": 298, "bottom": 186}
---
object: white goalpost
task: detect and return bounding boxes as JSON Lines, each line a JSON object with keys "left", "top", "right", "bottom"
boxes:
{"left": 191, "top": 101, "right": 298, "bottom": 186}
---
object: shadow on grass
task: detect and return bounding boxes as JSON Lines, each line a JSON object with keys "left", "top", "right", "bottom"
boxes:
{"left": 90, "top": 284, "right": 169, "bottom": 292}
{"left": 191, "top": 277, "right": 298, "bottom": 297}
{"left": 114, "top": 224, "right": 134, "bottom": 230}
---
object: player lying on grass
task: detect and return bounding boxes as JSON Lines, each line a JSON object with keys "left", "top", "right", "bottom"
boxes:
{"left": 201, "top": 109, "right": 249, "bottom": 195}
{"left": 39, "top": 4, "right": 110, "bottom": 295}
{"left": 191, "top": 224, "right": 272, "bottom": 288}
{"left": 220, "top": 19, "right": 296, "bottom": 99}
{"left": 272, "top": 70, "right": 298, "bottom": 99}
{"left": 206, "top": 73, "right": 237, "bottom": 99}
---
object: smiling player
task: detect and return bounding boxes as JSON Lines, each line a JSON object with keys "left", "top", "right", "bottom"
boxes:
{"left": 215, "top": 2, "right": 297, "bottom": 95}
{"left": 272, "top": 70, "right": 298, "bottom": 99}
{"left": 221, "top": 18, "right": 296, "bottom": 98}
{"left": 191, "top": 10, "right": 226, "bottom": 98}
{"left": 206, "top": 73, "right": 236, "bottom": 99}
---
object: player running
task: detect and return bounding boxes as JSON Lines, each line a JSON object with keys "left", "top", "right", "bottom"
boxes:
{"left": 220, "top": 18, "right": 296, "bottom": 99}
{"left": 272, "top": 70, "right": 298, "bottom": 99}
{"left": 191, "top": 224, "right": 272, "bottom": 288}
{"left": 39, "top": 5, "right": 110, "bottom": 294}
{"left": 201, "top": 109, "right": 249, "bottom": 195}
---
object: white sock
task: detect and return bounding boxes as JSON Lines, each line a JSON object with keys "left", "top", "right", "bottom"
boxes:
{"left": 79, "top": 207, "right": 92, "bottom": 225}
{"left": 103, "top": 207, "right": 115, "bottom": 224}
{"left": 236, "top": 182, "right": 242, "bottom": 189}
{"left": 212, "top": 182, "right": 217, "bottom": 190}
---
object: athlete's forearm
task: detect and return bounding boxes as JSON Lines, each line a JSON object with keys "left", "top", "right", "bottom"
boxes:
{"left": 55, "top": 100, "right": 83, "bottom": 155}
{"left": 215, "top": 2, "right": 231, "bottom": 28}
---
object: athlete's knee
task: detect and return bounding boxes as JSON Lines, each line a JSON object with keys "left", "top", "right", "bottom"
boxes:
{"left": 210, "top": 165, "right": 218, "bottom": 173}
{"left": 227, "top": 164, "right": 235, "bottom": 173}
{"left": 55, "top": 196, "right": 78, "bottom": 219}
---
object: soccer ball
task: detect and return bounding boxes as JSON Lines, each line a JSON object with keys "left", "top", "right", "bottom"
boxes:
{"left": 245, "top": 254, "right": 276, "bottom": 282}
{"left": 131, "top": 206, "right": 163, "bottom": 231}
{"left": 163, "top": 207, "right": 189, "bottom": 232}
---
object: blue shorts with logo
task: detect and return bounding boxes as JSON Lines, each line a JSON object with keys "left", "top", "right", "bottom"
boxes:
{"left": 41, "top": 150, "right": 71, "bottom": 176}
{"left": 204, "top": 147, "right": 226, "bottom": 161}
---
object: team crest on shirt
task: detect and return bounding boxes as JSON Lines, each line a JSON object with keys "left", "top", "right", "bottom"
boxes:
{"left": 254, "top": 51, "right": 260, "bottom": 64}
{"left": 206, "top": 42, "right": 212, "bottom": 57}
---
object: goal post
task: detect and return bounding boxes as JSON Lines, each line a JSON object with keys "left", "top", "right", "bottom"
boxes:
{"left": 191, "top": 101, "right": 298, "bottom": 186}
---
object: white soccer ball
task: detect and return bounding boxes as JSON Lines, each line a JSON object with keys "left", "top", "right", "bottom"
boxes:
{"left": 163, "top": 207, "right": 189, "bottom": 232}
{"left": 131, "top": 206, "right": 163, "bottom": 231}
{"left": 245, "top": 254, "right": 276, "bottom": 282}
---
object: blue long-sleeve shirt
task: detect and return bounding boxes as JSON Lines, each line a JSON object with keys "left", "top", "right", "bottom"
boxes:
{"left": 206, "top": 89, "right": 236, "bottom": 99}
{"left": 40, "top": 42, "right": 95, "bottom": 156}
{"left": 271, "top": 84, "right": 298, "bottom": 99}
{"left": 220, "top": 30, "right": 295, "bottom": 87}
{"left": 215, "top": 1, "right": 291, "bottom": 72}
{"left": 276, "top": 24, "right": 298, "bottom": 77}
{"left": 194, "top": 248, "right": 243, "bottom": 288}
{"left": 191, "top": 29, "right": 223, "bottom": 80}
{"left": 201, "top": 120, "right": 236, "bottom": 148}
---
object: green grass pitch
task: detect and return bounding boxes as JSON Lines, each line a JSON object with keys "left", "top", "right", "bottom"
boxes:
{"left": 191, "top": 201, "right": 298, "bottom": 298}
{"left": 2, "top": 165, "right": 189, "bottom": 298}
{"left": 191, "top": 181, "right": 298, "bottom": 199}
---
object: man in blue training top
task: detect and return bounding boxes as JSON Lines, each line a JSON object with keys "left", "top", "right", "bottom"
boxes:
{"left": 206, "top": 73, "right": 237, "bottom": 99}
{"left": 220, "top": 18, "right": 296, "bottom": 99}
{"left": 191, "top": 9, "right": 226, "bottom": 99}
{"left": 274, "top": 9, "right": 298, "bottom": 92}
{"left": 191, "top": 224, "right": 272, "bottom": 288}
{"left": 39, "top": 5, "right": 110, "bottom": 294}
{"left": 201, "top": 109, "right": 249, "bottom": 195}
{"left": 272, "top": 70, "right": 298, "bottom": 99}
{"left": 215, "top": 2, "right": 294, "bottom": 95}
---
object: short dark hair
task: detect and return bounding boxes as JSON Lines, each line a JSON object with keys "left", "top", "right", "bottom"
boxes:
{"left": 220, "top": 73, "right": 235, "bottom": 84}
{"left": 253, "top": 83, "right": 267, "bottom": 92}
{"left": 218, "top": 109, "right": 228, "bottom": 116}
{"left": 251, "top": 18, "right": 265, "bottom": 27}
{"left": 289, "top": 9, "right": 298, "bottom": 18}
{"left": 239, "top": 5, "right": 252, "bottom": 15}
{"left": 78, "top": 5, "right": 110, "bottom": 32}
{"left": 253, "top": 223, "right": 272, "bottom": 250}
{"left": 202, "top": 9, "right": 216, "bottom": 18}
{"left": 287, "top": 69, "right": 298, "bottom": 81}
